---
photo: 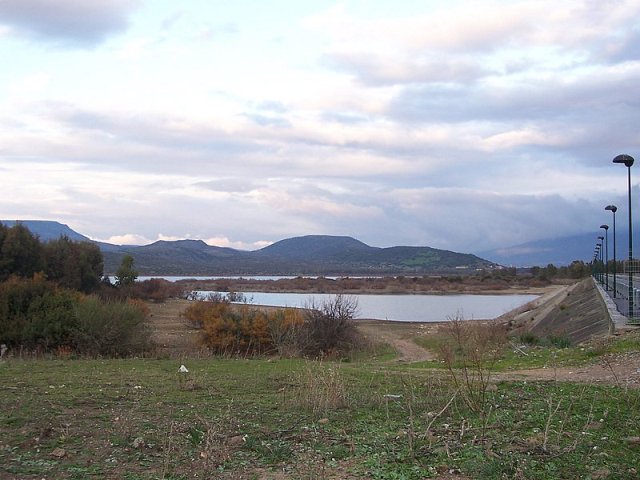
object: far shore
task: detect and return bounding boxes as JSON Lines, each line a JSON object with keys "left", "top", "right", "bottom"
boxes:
{"left": 173, "top": 276, "right": 565, "bottom": 297}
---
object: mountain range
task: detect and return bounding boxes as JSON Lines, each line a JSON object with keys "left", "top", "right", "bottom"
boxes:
{"left": 5, "top": 219, "right": 613, "bottom": 272}
{"left": 478, "top": 229, "right": 636, "bottom": 267}
{"left": 1, "top": 220, "right": 497, "bottom": 275}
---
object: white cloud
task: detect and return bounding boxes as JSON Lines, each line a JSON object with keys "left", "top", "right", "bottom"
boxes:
{"left": 103, "top": 233, "right": 152, "bottom": 245}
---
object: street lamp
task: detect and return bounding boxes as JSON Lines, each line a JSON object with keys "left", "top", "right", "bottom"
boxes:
{"left": 598, "top": 236, "right": 605, "bottom": 284}
{"left": 613, "top": 154, "right": 635, "bottom": 318}
{"left": 605, "top": 205, "right": 618, "bottom": 298}
{"left": 600, "top": 224, "right": 609, "bottom": 291}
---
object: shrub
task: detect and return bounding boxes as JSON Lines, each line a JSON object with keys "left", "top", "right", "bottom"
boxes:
{"left": 185, "top": 299, "right": 306, "bottom": 356}
{"left": 546, "top": 334, "right": 571, "bottom": 349}
{"left": 518, "top": 332, "right": 541, "bottom": 346}
{"left": 0, "top": 275, "right": 78, "bottom": 351}
{"left": 0, "top": 276, "right": 152, "bottom": 357}
{"left": 185, "top": 295, "right": 362, "bottom": 358}
{"left": 297, "top": 294, "right": 361, "bottom": 357}
{"left": 129, "top": 278, "right": 184, "bottom": 302}
{"left": 73, "top": 296, "right": 151, "bottom": 357}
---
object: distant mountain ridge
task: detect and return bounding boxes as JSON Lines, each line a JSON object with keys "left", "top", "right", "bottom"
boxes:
{"left": 477, "top": 228, "right": 640, "bottom": 267}
{"left": 1, "top": 220, "right": 91, "bottom": 243}
{"left": 1, "top": 220, "right": 496, "bottom": 275}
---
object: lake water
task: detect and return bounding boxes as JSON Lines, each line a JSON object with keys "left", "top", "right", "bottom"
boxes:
{"left": 194, "top": 291, "right": 537, "bottom": 322}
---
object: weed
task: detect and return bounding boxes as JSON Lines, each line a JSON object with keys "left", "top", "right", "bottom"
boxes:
{"left": 291, "top": 361, "right": 350, "bottom": 417}
{"left": 518, "top": 332, "right": 540, "bottom": 346}
{"left": 438, "top": 316, "right": 506, "bottom": 414}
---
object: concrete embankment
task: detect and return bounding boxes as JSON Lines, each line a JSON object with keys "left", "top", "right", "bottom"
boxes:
{"left": 500, "top": 278, "right": 613, "bottom": 344}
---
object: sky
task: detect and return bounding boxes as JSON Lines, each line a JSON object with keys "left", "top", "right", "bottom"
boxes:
{"left": 0, "top": 0, "right": 639, "bottom": 254}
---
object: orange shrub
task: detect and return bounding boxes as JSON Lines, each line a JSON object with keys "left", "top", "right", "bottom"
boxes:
{"left": 184, "top": 300, "right": 303, "bottom": 356}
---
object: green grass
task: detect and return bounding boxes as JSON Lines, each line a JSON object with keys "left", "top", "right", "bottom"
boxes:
{"left": 1, "top": 354, "right": 640, "bottom": 479}
{"left": 412, "top": 328, "right": 640, "bottom": 372}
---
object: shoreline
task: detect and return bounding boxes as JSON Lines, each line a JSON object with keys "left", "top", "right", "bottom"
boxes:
{"left": 180, "top": 280, "right": 560, "bottom": 297}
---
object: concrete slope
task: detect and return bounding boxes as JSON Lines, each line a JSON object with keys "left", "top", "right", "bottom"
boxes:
{"left": 502, "top": 278, "right": 613, "bottom": 344}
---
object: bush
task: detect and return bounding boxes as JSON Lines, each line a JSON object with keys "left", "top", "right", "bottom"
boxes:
{"left": 185, "top": 294, "right": 363, "bottom": 358}
{"left": 546, "top": 334, "right": 571, "bottom": 349}
{"left": 0, "top": 275, "right": 79, "bottom": 351}
{"left": 518, "top": 332, "right": 541, "bottom": 346}
{"left": 184, "top": 299, "right": 305, "bottom": 356}
{"left": 0, "top": 276, "right": 152, "bottom": 357}
{"left": 73, "top": 296, "right": 151, "bottom": 357}
{"left": 298, "top": 294, "right": 361, "bottom": 357}
{"left": 129, "top": 278, "right": 185, "bottom": 302}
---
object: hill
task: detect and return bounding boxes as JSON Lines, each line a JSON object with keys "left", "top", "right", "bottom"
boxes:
{"left": 1, "top": 220, "right": 497, "bottom": 275}
{"left": 0, "top": 220, "right": 91, "bottom": 243}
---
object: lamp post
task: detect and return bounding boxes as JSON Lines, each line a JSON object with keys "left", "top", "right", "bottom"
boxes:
{"left": 606, "top": 205, "right": 618, "bottom": 298}
{"left": 600, "top": 225, "right": 609, "bottom": 291}
{"left": 613, "top": 154, "right": 634, "bottom": 319}
{"left": 598, "top": 236, "right": 604, "bottom": 284}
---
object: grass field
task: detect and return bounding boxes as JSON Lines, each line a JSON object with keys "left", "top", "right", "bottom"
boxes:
{"left": 2, "top": 345, "right": 640, "bottom": 479}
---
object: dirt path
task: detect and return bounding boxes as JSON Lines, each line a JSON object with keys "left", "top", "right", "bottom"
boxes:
{"left": 356, "top": 320, "right": 436, "bottom": 362}
{"left": 147, "top": 298, "right": 202, "bottom": 357}
{"left": 495, "top": 350, "right": 640, "bottom": 388}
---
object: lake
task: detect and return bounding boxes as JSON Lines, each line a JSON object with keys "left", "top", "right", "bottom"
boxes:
{"left": 193, "top": 291, "right": 537, "bottom": 322}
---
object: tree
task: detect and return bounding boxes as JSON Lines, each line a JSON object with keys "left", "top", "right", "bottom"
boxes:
{"left": 115, "top": 254, "right": 138, "bottom": 287}
{"left": 43, "top": 237, "right": 104, "bottom": 293}
{"left": 0, "top": 224, "right": 44, "bottom": 280}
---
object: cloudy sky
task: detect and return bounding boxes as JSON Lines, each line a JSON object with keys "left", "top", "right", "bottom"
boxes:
{"left": 0, "top": 0, "right": 638, "bottom": 254}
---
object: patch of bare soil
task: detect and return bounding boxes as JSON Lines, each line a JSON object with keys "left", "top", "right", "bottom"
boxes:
{"left": 146, "top": 298, "right": 203, "bottom": 356}
{"left": 497, "top": 350, "right": 640, "bottom": 388}
{"left": 356, "top": 320, "right": 437, "bottom": 362}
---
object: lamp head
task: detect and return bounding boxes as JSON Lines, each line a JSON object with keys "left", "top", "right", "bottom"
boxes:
{"left": 598, "top": 236, "right": 604, "bottom": 240}
{"left": 605, "top": 204, "right": 618, "bottom": 213}
{"left": 613, "top": 154, "right": 635, "bottom": 167}
{"left": 600, "top": 224, "right": 609, "bottom": 230}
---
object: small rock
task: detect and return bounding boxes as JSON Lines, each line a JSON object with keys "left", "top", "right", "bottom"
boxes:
{"left": 624, "top": 436, "right": 640, "bottom": 445}
{"left": 132, "top": 437, "right": 145, "bottom": 449}
{"left": 591, "top": 468, "right": 610, "bottom": 479}
{"left": 318, "top": 418, "right": 329, "bottom": 424}
{"left": 50, "top": 447, "right": 66, "bottom": 458}
{"left": 228, "top": 435, "right": 245, "bottom": 446}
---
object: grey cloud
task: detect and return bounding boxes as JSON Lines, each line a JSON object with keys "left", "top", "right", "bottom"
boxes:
{"left": 325, "top": 51, "right": 492, "bottom": 86}
{"left": 243, "top": 113, "right": 291, "bottom": 128}
{"left": 388, "top": 67, "right": 640, "bottom": 126}
{"left": 0, "top": 0, "right": 139, "bottom": 47}
{"left": 47, "top": 104, "right": 267, "bottom": 171}
{"left": 600, "top": 29, "right": 640, "bottom": 63}
{"left": 320, "top": 111, "right": 369, "bottom": 124}
{"left": 195, "top": 179, "right": 258, "bottom": 194}
{"left": 256, "top": 101, "right": 288, "bottom": 114}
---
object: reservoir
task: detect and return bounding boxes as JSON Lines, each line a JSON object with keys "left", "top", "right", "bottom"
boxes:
{"left": 193, "top": 291, "right": 537, "bottom": 322}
